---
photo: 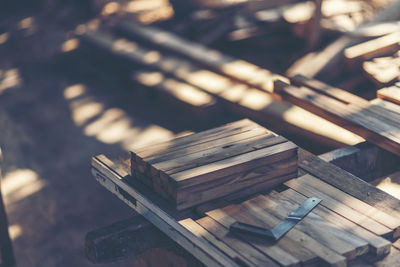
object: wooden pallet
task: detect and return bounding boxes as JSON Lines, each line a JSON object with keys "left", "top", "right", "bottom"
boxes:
{"left": 274, "top": 76, "right": 400, "bottom": 156}
{"left": 91, "top": 147, "right": 400, "bottom": 266}
{"left": 131, "top": 119, "right": 298, "bottom": 210}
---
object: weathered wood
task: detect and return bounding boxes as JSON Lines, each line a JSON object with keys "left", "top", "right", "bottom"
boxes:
{"left": 239, "top": 201, "right": 346, "bottom": 267}
{"left": 206, "top": 205, "right": 301, "bottom": 267}
{"left": 274, "top": 81, "right": 400, "bottom": 156}
{"left": 292, "top": 174, "right": 400, "bottom": 232}
{"left": 91, "top": 155, "right": 239, "bottom": 266}
{"left": 153, "top": 133, "right": 282, "bottom": 175}
{"left": 251, "top": 194, "right": 367, "bottom": 260}
{"left": 275, "top": 189, "right": 392, "bottom": 257}
{"left": 132, "top": 120, "right": 298, "bottom": 210}
{"left": 79, "top": 29, "right": 364, "bottom": 148}
{"left": 179, "top": 218, "right": 256, "bottom": 267}
{"left": 92, "top": 149, "right": 400, "bottom": 266}
{"left": 290, "top": 74, "right": 400, "bottom": 126}
{"left": 285, "top": 175, "right": 395, "bottom": 238}
{"left": 298, "top": 150, "right": 400, "bottom": 220}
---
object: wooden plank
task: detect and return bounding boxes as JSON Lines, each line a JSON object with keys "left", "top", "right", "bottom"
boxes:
{"left": 91, "top": 154, "right": 239, "bottom": 267}
{"left": 289, "top": 75, "right": 400, "bottom": 126}
{"left": 206, "top": 205, "right": 301, "bottom": 267}
{"left": 377, "top": 86, "right": 400, "bottom": 105}
{"left": 290, "top": 74, "right": 367, "bottom": 105}
{"left": 147, "top": 125, "right": 271, "bottom": 165}
{"left": 170, "top": 141, "right": 297, "bottom": 187}
{"left": 194, "top": 216, "right": 281, "bottom": 267}
{"left": 298, "top": 149, "right": 400, "bottom": 220}
{"left": 228, "top": 205, "right": 320, "bottom": 266}
{"left": 135, "top": 119, "right": 259, "bottom": 160}
{"left": 274, "top": 81, "right": 400, "bottom": 156}
{"left": 248, "top": 194, "right": 367, "bottom": 260}
{"left": 239, "top": 198, "right": 347, "bottom": 267}
{"left": 274, "top": 189, "right": 392, "bottom": 257}
{"left": 293, "top": 174, "right": 400, "bottom": 232}
{"left": 80, "top": 29, "right": 364, "bottom": 148}
{"left": 155, "top": 135, "right": 287, "bottom": 175}
{"left": 285, "top": 176, "right": 394, "bottom": 238}
{"left": 175, "top": 160, "right": 297, "bottom": 209}
{"left": 179, "top": 218, "right": 256, "bottom": 267}
{"left": 344, "top": 32, "right": 400, "bottom": 67}
{"left": 115, "top": 20, "right": 287, "bottom": 93}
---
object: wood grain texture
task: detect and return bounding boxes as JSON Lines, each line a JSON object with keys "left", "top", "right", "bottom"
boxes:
{"left": 299, "top": 150, "right": 400, "bottom": 221}
{"left": 285, "top": 176, "right": 394, "bottom": 238}
{"left": 275, "top": 189, "right": 392, "bottom": 257}
{"left": 251, "top": 194, "right": 367, "bottom": 260}
{"left": 274, "top": 81, "right": 400, "bottom": 156}
{"left": 293, "top": 174, "right": 400, "bottom": 232}
{"left": 206, "top": 204, "right": 301, "bottom": 267}
{"left": 80, "top": 28, "right": 363, "bottom": 147}
{"left": 91, "top": 154, "right": 238, "bottom": 266}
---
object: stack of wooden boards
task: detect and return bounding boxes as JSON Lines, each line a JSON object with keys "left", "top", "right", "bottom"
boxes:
{"left": 274, "top": 74, "right": 400, "bottom": 156}
{"left": 344, "top": 32, "right": 400, "bottom": 87}
{"left": 131, "top": 119, "right": 298, "bottom": 210}
{"left": 91, "top": 147, "right": 400, "bottom": 266}
{"left": 76, "top": 19, "right": 365, "bottom": 148}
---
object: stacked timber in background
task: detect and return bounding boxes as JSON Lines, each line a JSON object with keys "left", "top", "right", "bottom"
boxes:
{"left": 75, "top": 19, "right": 365, "bottom": 152}
{"left": 131, "top": 119, "right": 298, "bottom": 210}
{"left": 273, "top": 75, "right": 400, "bottom": 156}
{"left": 344, "top": 32, "right": 400, "bottom": 87}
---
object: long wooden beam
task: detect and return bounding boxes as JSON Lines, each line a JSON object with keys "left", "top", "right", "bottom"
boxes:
{"left": 274, "top": 80, "right": 400, "bottom": 156}
{"left": 78, "top": 29, "right": 363, "bottom": 148}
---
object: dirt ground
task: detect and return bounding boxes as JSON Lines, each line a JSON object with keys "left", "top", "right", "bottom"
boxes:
{"left": 0, "top": 2, "right": 211, "bottom": 266}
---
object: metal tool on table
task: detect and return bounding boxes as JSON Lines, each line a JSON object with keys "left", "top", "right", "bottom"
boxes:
{"left": 230, "top": 197, "right": 321, "bottom": 241}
